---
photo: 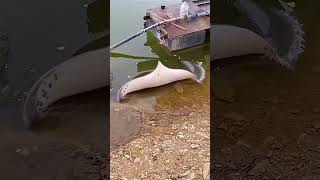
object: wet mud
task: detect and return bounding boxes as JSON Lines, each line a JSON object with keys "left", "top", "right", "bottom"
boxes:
{"left": 212, "top": 1, "right": 320, "bottom": 178}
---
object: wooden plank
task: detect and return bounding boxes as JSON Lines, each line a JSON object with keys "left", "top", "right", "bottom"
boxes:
{"left": 146, "top": 1, "right": 210, "bottom": 37}
{"left": 149, "top": 13, "right": 187, "bottom": 31}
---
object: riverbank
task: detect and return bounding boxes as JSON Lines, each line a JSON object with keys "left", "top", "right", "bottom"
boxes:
{"left": 0, "top": 89, "right": 108, "bottom": 180}
{"left": 110, "top": 98, "right": 210, "bottom": 179}
{"left": 0, "top": 128, "right": 107, "bottom": 180}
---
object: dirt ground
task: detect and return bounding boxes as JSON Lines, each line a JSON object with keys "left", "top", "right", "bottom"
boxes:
{"left": 212, "top": 62, "right": 320, "bottom": 179}
{"left": 110, "top": 100, "right": 210, "bottom": 180}
{"left": 0, "top": 90, "right": 108, "bottom": 180}
{"left": 0, "top": 129, "right": 107, "bottom": 180}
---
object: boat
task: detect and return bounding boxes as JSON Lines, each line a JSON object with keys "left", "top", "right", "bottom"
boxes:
{"left": 143, "top": 0, "right": 210, "bottom": 52}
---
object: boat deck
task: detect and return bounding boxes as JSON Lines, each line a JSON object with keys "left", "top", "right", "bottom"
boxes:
{"left": 146, "top": 1, "right": 210, "bottom": 38}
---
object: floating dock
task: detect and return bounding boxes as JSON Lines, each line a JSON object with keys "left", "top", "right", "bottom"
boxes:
{"left": 144, "top": 0, "right": 210, "bottom": 52}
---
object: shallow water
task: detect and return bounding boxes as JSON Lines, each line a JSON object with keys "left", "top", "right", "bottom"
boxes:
{"left": 0, "top": 0, "right": 107, "bottom": 136}
{"left": 110, "top": 0, "right": 210, "bottom": 109}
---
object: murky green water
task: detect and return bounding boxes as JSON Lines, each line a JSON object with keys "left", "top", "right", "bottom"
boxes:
{"left": 110, "top": 0, "right": 210, "bottom": 109}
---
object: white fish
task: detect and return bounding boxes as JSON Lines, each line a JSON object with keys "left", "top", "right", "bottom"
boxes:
{"left": 117, "top": 61, "right": 205, "bottom": 102}
{"left": 23, "top": 48, "right": 108, "bottom": 128}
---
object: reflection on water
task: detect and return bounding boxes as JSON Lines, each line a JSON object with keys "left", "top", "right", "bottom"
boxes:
{"left": 0, "top": 0, "right": 107, "bottom": 131}
{"left": 110, "top": 0, "right": 210, "bottom": 109}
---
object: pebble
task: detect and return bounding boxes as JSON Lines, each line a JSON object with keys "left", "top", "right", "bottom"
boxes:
{"left": 179, "top": 149, "right": 188, "bottom": 155}
{"left": 190, "top": 144, "right": 199, "bottom": 149}
{"left": 179, "top": 170, "right": 190, "bottom": 177}
{"left": 177, "top": 132, "right": 184, "bottom": 138}
{"left": 189, "top": 172, "right": 196, "bottom": 179}
{"left": 16, "top": 147, "right": 30, "bottom": 156}
{"left": 196, "top": 132, "right": 209, "bottom": 139}
{"left": 174, "top": 85, "right": 184, "bottom": 94}
{"left": 56, "top": 46, "right": 65, "bottom": 51}
{"left": 134, "top": 158, "right": 140, "bottom": 163}
{"left": 146, "top": 121, "right": 155, "bottom": 125}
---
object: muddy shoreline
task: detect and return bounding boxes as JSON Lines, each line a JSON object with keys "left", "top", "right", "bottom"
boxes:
{"left": 110, "top": 99, "right": 210, "bottom": 179}
{"left": 0, "top": 89, "right": 108, "bottom": 180}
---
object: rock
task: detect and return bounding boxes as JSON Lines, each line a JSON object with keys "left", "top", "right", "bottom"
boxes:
{"left": 179, "top": 149, "right": 188, "bottom": 155}
{"left": 248, "top": 159, "right": 272, "bottom": 176}
{"left": 202, "top": 162, "right": 210, "bottom": 179}
{"left": 196, "top": 132, "right": 209, "bottom": 139}
{"left": 146, "top": 121, "right": 155, "bottom": 125}
{"left": 16, "top": 147, "right": 30, "bottom": 156}
{"left": 134, "top": 158, "right": 140, "bottom": 163}
{"left": 56, "top": 46, "right": 65, "bottom": 51}
{"left": 189, "top": 172, "right": 196, "bottom": 179}
{"left": 190, "top": 144, "right": 199, "bottom": 149}
{"left": 179, "top": 170, "right": 190, "bottom": 177}
{"left": 236, "top": 139, "right": 252, "bottom": 149}
{"left": 110, "top": 104, "right": 142, "bottom": 150}
{"left": 177, "top": 132, "right": 184, "bottom": 138}
{"left": 174, "top": 84, "right": 184, "bottom": 94}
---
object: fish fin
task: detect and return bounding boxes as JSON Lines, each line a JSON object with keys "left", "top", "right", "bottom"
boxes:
{"left": 234, "top": 0, "right": 271, "bottom": 36}
{"left": 182, "top": 61, "right": 205, "bottom": 83}
{"left": 116, "top": 84, "right": 126, "bottom": 102}
{"left": 274, "top": 9, "right": 305, "bottom": 67}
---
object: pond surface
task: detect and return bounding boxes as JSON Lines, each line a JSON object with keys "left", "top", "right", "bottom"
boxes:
{"left": 110, "top": 0, "right": 210, "bottom": 110}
